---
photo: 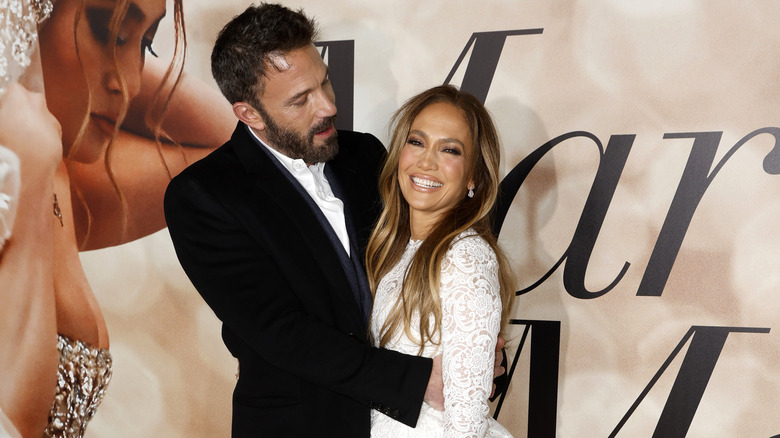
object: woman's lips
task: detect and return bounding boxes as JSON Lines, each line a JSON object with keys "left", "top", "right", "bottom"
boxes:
{"left": 91, "top": 114, "right": 118, "bottom": 137}
{"left": 410, "top": 175, "right": 443, "bottom": 190}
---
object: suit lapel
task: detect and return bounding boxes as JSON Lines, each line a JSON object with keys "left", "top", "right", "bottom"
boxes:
{"left": 229, "top": 123, "right": 366, "bottom": 328}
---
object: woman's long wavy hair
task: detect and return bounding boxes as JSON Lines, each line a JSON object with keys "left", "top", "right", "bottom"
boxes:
{"left": 67, "top": 0, "right": 187, "bottom": 245}
{"left": 366, "top": 85, "right": 515, "bottom": 353}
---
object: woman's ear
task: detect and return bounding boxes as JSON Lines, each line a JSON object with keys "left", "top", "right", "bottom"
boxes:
{"left": 233, "top": 102, "right": 266, "bottom": 131}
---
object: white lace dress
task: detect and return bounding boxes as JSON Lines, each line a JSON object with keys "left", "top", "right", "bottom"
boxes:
{"left": 370, "top": 230, "right": 512, "bottom": 437}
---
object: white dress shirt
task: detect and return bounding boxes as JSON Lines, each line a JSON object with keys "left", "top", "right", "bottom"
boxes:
{"left": 248, "top": 128, "right": 350, "bottom": 255}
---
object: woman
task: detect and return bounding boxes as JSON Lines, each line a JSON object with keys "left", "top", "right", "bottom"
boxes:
{"left": 0, "top": 2, "right": 64, "bottom": 436}
{"left": 0, "top": 0, "right": 233, "bottom": 436}
{"left": 366, "top": 85, "right": 515, "bottom": 437}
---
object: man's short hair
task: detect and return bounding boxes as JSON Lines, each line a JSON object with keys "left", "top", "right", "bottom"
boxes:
{"left": 211, "top": 3, "right": 319, "bottom": 109}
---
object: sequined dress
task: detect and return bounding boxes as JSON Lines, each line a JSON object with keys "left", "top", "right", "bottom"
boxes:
{"left": 43, "top": 335, "right": 112, "bottom": 438}
{"left": 370, "top": 230, "right": 512, "bottom": 437}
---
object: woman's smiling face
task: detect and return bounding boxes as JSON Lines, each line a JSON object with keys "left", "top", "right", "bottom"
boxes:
{"left": 397, "top": 101, "right": 474, "bottom": 237}
{"left": 39, "top": 0, "right": 165, "bottom": 163}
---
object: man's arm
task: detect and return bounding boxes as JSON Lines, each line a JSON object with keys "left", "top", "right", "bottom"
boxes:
{"left": 164, "top": 171, "right": 432, "bottom": 426}
{"left": 491, "top": 337, "right": 508, "bottom": 401}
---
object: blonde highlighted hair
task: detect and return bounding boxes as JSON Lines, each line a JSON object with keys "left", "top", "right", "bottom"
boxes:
{"left": 366, "top": 85, "right": 515, "bottom": 353}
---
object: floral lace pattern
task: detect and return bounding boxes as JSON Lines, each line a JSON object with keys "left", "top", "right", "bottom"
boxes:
{"left": 43, "top": 334, "right": 112, "bottom": 438}
{"left": 0, "top": 0, "right": 52, "bottom": 98}
{"left": 370, "top": 230, "right": 512, "bottom": 437}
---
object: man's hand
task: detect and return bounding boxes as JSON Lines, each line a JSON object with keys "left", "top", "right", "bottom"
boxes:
{"left": 491, "top": 336, "right": 507, "bottom": 399}
{"left": 423, "top": 354, "right": 444, "bottom": 410}
{"left": 494, "top": 336, "right": 506, "bottom": 378}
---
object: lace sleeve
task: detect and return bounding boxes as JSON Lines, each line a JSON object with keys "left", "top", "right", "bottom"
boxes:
{"left": 440, "top": 233, "right": 502, "bottom": 437}
{"left": 0, "top": 146, "right": 20, "bottom": 252}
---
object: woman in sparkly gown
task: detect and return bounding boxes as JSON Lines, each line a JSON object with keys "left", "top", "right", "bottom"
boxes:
{"left": 0, "top": 0, "right": 233, "bottom": 435}
{"left": 366, "top": 85, "right": 515, "bottom": 437}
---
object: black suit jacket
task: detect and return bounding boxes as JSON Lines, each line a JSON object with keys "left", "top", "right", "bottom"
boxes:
{"left": 164, "top": 123, "right": 431, "bottom": 437}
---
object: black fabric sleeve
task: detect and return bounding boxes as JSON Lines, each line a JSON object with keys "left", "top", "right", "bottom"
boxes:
{"left": 164, "top": 171, "right": 430, "bottom": 426}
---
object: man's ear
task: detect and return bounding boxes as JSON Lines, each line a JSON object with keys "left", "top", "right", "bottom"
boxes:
{"left": 233, "top": 102, "right": 266, "bottom": 131}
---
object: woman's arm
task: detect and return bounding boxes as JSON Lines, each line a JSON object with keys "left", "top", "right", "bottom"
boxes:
{"left": 0, "top": 82, "right": 62, "bottom": 438}
{"left": 68, "top": 57, "right": 236, "bottom": 250}
{"left": 0, "top": 83, "right": 62, "bottom": 250}
{"left": 440, "top": 234, "right": 504, "bottom": 437}
{"left": 122, "top": 56, "right": 235, "bottom": 149}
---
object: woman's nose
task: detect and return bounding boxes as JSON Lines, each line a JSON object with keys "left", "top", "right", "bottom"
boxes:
{"left": 417, "top": 148, "right": 436, "bottom": 170}
{"left": 103, "top": 54, "right": 142, "bottom": 102}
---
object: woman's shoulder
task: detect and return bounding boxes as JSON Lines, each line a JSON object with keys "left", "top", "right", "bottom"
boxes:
{"left": 446, "top": 229, "right": 497, "bottom": 263}
{"left": 450, "top": 228, "right": 492, "bottom": 250}
{"left": 440, "top": 230, "right": 501, "bottom": 299}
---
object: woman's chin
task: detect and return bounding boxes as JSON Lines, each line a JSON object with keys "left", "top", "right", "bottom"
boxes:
{"left": 63, "top": 126, "right": 110, "bottom": 164}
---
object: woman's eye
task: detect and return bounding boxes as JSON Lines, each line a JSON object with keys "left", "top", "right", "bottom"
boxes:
{"left": 86, "top": 8, "right": 129, "bottom": 47}
{"left": 443, "top": 147, "right": 462, "bottom": 155}
{"left": 406, "top": 138, "right": 423, "bottom": 147}
{"left": 85, "top": 8, "right": 113, "bottom": 44}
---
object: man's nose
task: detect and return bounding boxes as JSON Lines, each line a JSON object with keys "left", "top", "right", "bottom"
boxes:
{"left": 315, "top": 89, "right": 337, "bottom": 118}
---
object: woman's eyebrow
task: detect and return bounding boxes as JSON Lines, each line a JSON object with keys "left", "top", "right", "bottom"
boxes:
{"left": 124, "top": 1, "right": 166, "bottom": 22}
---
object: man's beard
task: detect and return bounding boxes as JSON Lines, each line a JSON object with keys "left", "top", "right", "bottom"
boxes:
{"left": 259, "top": 107, "right": 339, "bottom": 164}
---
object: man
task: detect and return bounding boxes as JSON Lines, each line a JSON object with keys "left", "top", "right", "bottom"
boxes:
{"left": 165, "top": 3, "right": 503, "bottom": 436}
{"left": 165, "top": 4, "right": 435, "bottom": 436}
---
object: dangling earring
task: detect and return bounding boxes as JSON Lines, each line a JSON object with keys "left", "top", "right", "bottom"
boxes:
{"left": 467, "top": 186, "right": 474, "bottom": 198}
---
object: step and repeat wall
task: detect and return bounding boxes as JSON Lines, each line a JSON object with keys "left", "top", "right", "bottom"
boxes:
{"left": 78, "top": 1, "right": 779, "bottom": 436}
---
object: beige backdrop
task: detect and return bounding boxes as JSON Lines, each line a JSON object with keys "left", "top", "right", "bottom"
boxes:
{"left": 81, "top": 1, "right": 780, "bottom": 436}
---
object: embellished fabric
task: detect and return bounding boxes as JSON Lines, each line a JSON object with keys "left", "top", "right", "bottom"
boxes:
{"left": 43, "top": 334, "right": 112, "bottom": 438}
{"left": 370, "top": 230, "right": 512, "bottom": 437}
{"left": 0, "top": 0, "right": 52, "bottom": 98}
{"left": 0, "top": 145, "right": 20, "bottom": 252}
